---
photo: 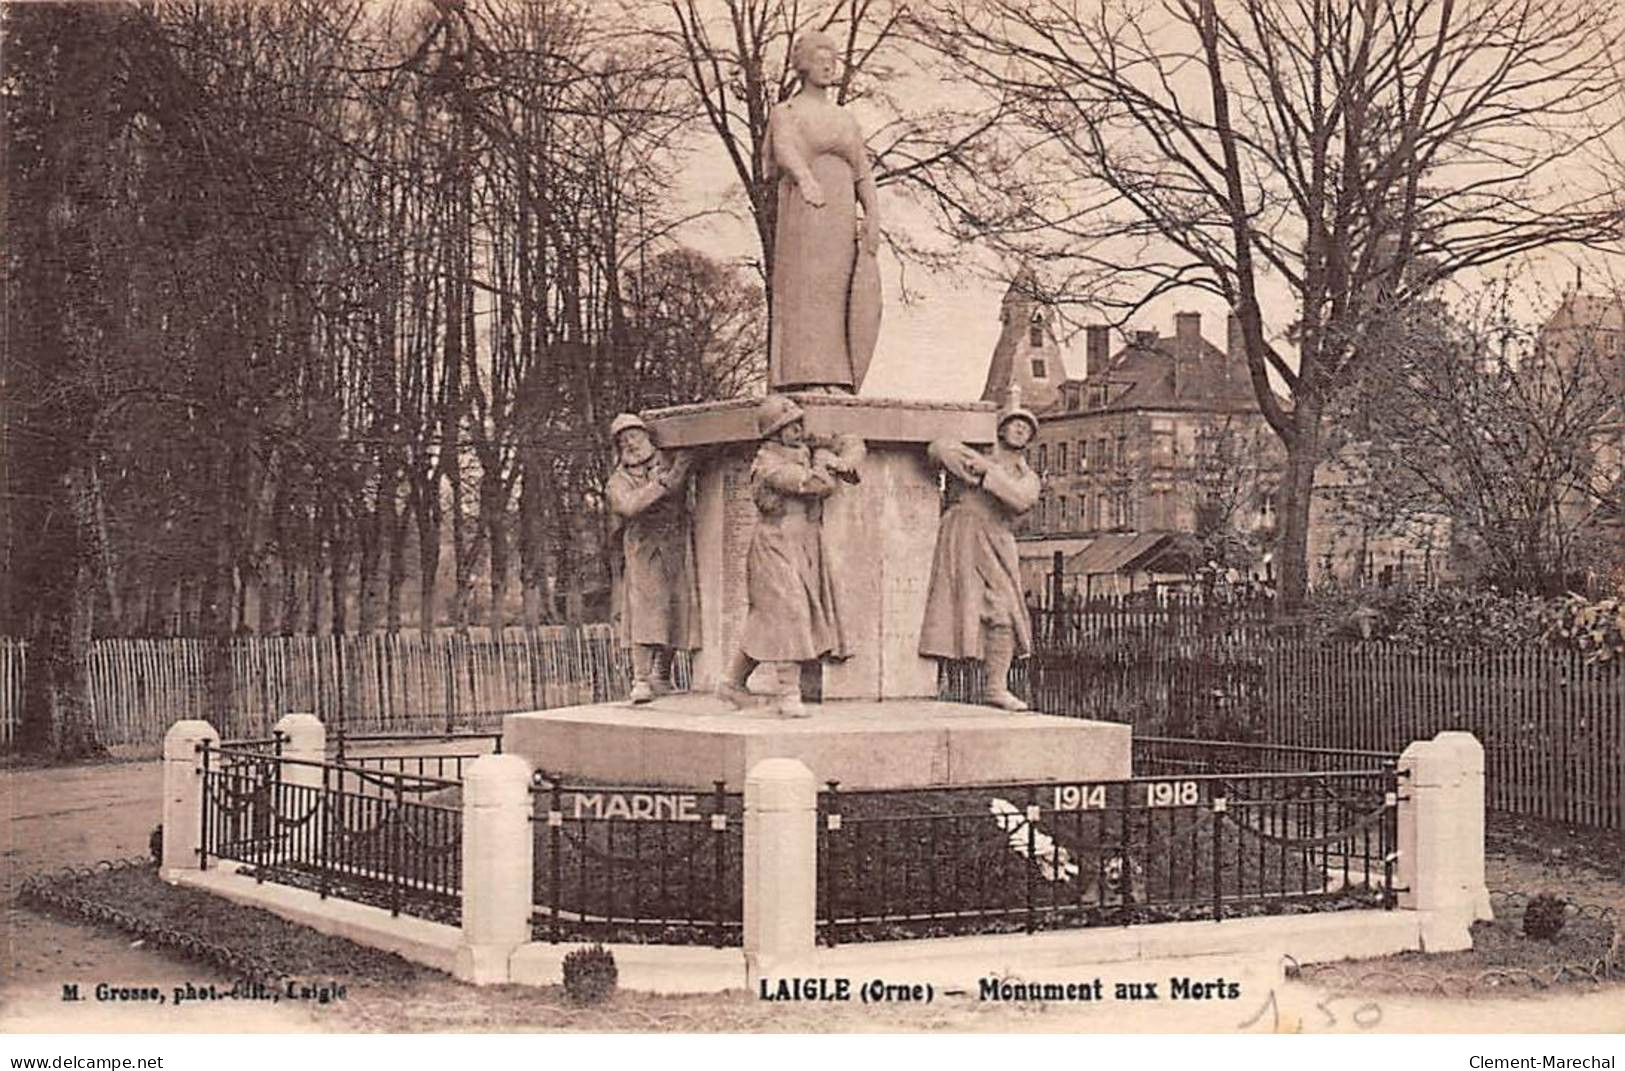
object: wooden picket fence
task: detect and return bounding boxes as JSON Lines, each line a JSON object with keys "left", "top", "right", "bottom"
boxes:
{"left": 0, "top": 626, "right": 654, "bottom": 748}
{"left": 1012, "top": 633, "right": 1625, "bottom": 831}
{"left": 6, "top": 624, "right": 1621, "bottom": 830}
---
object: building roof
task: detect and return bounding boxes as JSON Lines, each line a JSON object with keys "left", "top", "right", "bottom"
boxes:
{"left": 1044, "top": 331, "right": 1259, "bottom": 417}
{"left": 1062, "top": 532, "right": 1198, "bottom": 576}
{"left": 982, "top": 267, "right": 1061, "bottom": 411}
{"left": 1545, "top": 290, "right": 1625, "bottom": 334}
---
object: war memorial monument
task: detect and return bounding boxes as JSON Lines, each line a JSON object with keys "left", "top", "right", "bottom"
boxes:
{"left": 150, "top": 31, "right": 1489, "bottom": 999}
{"left": 504, "top": 29, "right": 1130, "bottom": 792}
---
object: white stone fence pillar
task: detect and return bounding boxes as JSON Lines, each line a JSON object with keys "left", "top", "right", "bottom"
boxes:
{"left": 743, "top": 758, "right": 818, "bottom": 984}
{"left": 455, "top": 753, "right": 535, "bottom": 985}
{"left": 273, "top": 712, "right": 326, "bottom": 792}
{"left": 161, "top": 719, "right": 220, "bottom": 881}
{"left": 1397, "top": 730, "right": 1493, "bottom": 952}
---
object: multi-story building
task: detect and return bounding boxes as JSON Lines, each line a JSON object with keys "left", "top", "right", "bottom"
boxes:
{"left": 986, "top": 298, "right": 1283, "bottom": 597}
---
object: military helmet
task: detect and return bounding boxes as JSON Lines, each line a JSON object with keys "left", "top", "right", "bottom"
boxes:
{"left": 609, "top": 413, "right": 649, "bottom": 441}
{"left": 756, "top": 395, "right": 805, "bottom": 439}
{"left": 997, "top": 406, "right": 1039, "bottom": 439}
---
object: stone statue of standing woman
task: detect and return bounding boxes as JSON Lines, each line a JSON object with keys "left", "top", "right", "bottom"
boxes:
{"left": 764, "top": 31, "right": 883, "bottom": 394}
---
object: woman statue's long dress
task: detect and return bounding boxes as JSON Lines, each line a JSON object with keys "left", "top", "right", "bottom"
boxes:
{"left": 764, "top": 34, "right": 882, "bottom": 393}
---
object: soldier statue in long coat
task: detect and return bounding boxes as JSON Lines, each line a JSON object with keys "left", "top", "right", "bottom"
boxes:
{"left": 918, "top": 402, "right": 1042, "bottom": 711}
{"left": 607, "top": 413, "right": 700, "bottom": 703}
{"left": 716, "top": 394, "right": 862, "bottom": 717}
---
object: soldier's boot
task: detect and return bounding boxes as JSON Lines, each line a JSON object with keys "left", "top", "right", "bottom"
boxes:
{"left": 983, "top": 626, "right": 1029, "bottom": 712}
{"left": 650, "top": 647, "right": 676, "bottom": 695}
{"left": 775, "top": 661, "right": 809, "bottom": 719}
{"left": 629, "top": 645, "right": 657, "bottom": 704}
{"left": 716, "top": 651, "right": 758, "bottom": 709}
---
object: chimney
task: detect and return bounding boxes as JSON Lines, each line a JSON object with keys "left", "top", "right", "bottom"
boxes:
{"left": 1085, "top": 325, "right": 1110, "bottom": 375}
{"left": 1227, "top": 312, "right": 1245, "bottom": 362}
{"left": 1174, "top": 311, "right": 1202, "bottom": 360}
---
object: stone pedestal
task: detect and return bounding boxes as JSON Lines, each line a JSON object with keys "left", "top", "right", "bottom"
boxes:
{"left": 505, "top": 694, "right": 1132, "bottom": 791}
{"left": 646, "top": 394, "right": 996, "bottom": 701}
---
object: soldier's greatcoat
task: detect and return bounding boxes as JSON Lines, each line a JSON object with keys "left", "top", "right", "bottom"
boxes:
{"left": 918, "top": 440, "right": 1041, "bottom": 659}
{"left": 741, "top": 439, "right": 848, "bottom": 662}
{"left": 607, "top": 455, "right": 700, "bottom": 649}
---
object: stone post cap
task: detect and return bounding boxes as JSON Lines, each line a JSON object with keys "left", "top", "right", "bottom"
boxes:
{"left": 1432, "top": 731, "right": 1485, "bottom": 773}
{"left": 462, "top": 753, "right": 534, "bottom": 807}
{"left": 273, "top": 712, "right": 325, "bottom": 742}
{"left": 1399, "top": 737, "right": 1458, "bottom": 788}
{"left": 164, "top": 720, "right": 220, "bottom": 760}
{"left": 745, "top": 758, "right": 817, "bottom": 811}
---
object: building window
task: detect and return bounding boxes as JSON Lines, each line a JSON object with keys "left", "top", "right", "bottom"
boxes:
{"left": 1097, "top": 437, "right": 1111, "bottom": 468}
{"left": 1116, "top": 433, "right": 1128, "bottom": 466}
{"left": 1090, "top": 384, "right": 1109, "bottom": 408}
{"left": 1056, "top": 443, "right": 1068, "bottom": 472}
{"left": 1076, "top": 440, "right": 1087, "bottom": 472}
{"left": 1037, "top": 443, "right": 1049, "bottom": 473}
{"left": 1088, "top": 494, "right": 1100, "bottom": 530}
{"left": 1031, "top": 358, "right": 1047, "bottom": 378}
{"left": 1029, "top": 311, "right": 1044, "bottom": 349}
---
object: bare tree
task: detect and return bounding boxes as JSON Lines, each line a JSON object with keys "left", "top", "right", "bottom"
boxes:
{"left": 1354, "top": 290, "right": 1623, "bottom": 592}
{"left": 916, "top": 0, "right": 1625, "bottom": 608}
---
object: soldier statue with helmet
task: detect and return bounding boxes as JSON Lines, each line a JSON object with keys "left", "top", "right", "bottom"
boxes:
{"left": 715, "top": 394, "right": 864, "bottom": 717}
{"left": 918, "top": 393, "right": 1042, "bottom": 711}
{"left": 606, "top": 412, "right": 701, "bottom": 703}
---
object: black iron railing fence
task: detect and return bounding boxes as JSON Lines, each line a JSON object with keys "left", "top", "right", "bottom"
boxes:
{"left": 198, "top": 741, "right": 462, "bottom": 924}
{"left": 330, "top": 728, "right": 503, "bottom": 782}
{"left": 529, "top": 778, "right": 743, "bottom": 947}
{"left": 817, "top": 765, "right": 1401, "bottom": 945}
{"left": 196, "top": 732, "right": 1407, "bottom": 948}
{"left": 1133, "top": 736, "right": 1400, "bottom": 776}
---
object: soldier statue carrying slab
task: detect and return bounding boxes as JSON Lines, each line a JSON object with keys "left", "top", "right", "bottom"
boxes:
{"left": 606, "top": 413, "right": 700, "bottom": 704}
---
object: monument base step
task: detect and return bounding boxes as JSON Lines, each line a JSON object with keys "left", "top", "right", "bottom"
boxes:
{"left": 503, "top": 694, "right": 1131, "bottom": 791}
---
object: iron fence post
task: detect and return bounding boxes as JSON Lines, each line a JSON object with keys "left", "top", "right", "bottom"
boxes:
{"left": 549, "top": 781, "right": 562, "bottom": 944}
{"left": 253, "top": 753, "right": 267, "bottom": 885}
{"left": 823, "top": 781, "right": 841, "bottom": 948}
{"left": 318, "top": 761, "right": 331, "bottom": 901}
{"left": 1025, "top": 784, "right": 1037, "bottom": 934}
{"left": 1382, "top": 761, "right": 1399, "bottom": 911}
{"left": 712, "top": 781, "right": 726, "bottom": 949}
{"left": 1212, "top": 793, "right": 1225, "bottom": 922}
{"left": 198, "top": 741, "right": 211, "bottom": 871}
{"left": 1118, "top": 783, "right": 1132, "bottom": 925}
{"left": 391, "top": 773, "right": 405, "bottom": 917}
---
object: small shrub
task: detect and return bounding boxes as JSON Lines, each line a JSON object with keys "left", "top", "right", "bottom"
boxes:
{"left": 1522, "top": 893, "right": 1568, "bottom": 940}
{"left": 1544, "top": 594, "right": 1625, "bottom": 663}
{"left": 561, "top": 943, "right": 617, "bottom": 1005}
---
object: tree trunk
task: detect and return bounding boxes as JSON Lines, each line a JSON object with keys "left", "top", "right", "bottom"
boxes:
{"left": 386, "top": 504, "right": 409, "bottom": 633}
{"left": 416, "top": 494, "right": 441, "bottom": 632}
{"left": 1275, "top": 410, "right": 1322, "bottom": 613}
{"left": 357, "top": 500, "right": 384, "bottom": 632}
{"left": 18, "top": 472, "right": 104, "bottom": 759}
